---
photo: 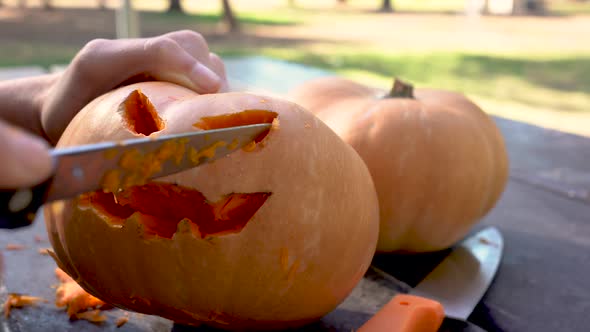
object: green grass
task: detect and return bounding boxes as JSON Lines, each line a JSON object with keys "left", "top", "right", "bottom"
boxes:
{"left": 2, "top": 41, "right": 588, "bottom": 114}
{"left": 549, "top": 0, "right": 590, "bottom": 15}
{"left": 285, "top": 0, "right": 590, "bottom": 15}
{"left": 393, "top": 0, "right": 465, "bottom": 12}
{"left": 140, "top": 0, "right": 466, "bottom": 31}
{"left": 217, "top": 47, "right": 590, "bottom": 113}
{"left": 0, "top": 41, "right": 78, "bottom": 68}
{"left": 141, "top": 10, "right": 303, "bottom": 27}
{"left": 282, "top": 0, "right": 466, "bottom": 13}
{"left": 2, "top": 40, "right": 588, "bottom": 115}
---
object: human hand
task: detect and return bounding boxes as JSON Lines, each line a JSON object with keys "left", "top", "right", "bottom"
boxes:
{"left": 0, "top": 30, "right": 225, "bottom": 189}
{"left": 0, "top": 120, "right": 53, "bottom": 188}
{"left": 41, "top": 30, "right": 228, "bottom": 144}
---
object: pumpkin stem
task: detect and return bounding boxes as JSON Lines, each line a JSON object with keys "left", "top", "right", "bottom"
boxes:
{"left": 387, "top": 78, "right": 414, "bottom": 99}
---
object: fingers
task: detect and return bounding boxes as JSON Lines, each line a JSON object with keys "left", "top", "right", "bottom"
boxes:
{"left": 41, "top": 30, "right": 226, "bottom": 143}
{"left": 0, "top": 120, "right": 53, "bottom": 188}
{"left": 160, "top": 30, "right": 228, "bottom": 92}
{"left": 163, "top": 30, "right": 211, "bottom": 65}
{"left": 161, "top": 31, "right": 228, "bottom": 91}
{"left": 208, "top": 52, "right": 229, "bottom": 92}
{"left": 142, "top": 36, "right": 221, "bottom": 93}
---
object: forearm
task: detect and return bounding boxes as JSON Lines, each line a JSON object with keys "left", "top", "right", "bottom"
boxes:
{"left": 0, "top": 73, "right": 60, "bottom": 138}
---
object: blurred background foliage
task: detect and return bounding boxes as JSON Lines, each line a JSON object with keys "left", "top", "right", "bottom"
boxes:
{"left": 0, "top": 0, "right": 589, "bottom": 135}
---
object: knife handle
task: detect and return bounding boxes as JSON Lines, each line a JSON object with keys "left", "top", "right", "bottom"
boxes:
{"left": 0, "top": 179, "right": 51, "bottom": 229}
{"left": 358, "top": 294, "right": 445, "bottom": 332}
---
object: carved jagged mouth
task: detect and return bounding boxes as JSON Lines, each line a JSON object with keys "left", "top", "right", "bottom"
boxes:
{"left": 81, "top": 183, "right": 271, "bottom": 239}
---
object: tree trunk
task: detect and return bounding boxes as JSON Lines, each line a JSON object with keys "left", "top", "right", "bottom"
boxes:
{"left": 380, "top": 0, "right": 393, "bottom": 12}
{"left": 511, "top": 0, "right": 545, "bottom": 15}
{"left": 168, "top": 0, "right": 183, "bottom": 13}
{"left": 222, "top": 0, "right": 239, "bottom": 32}
{"left": 98, "top": 0, "right": 107, "bottom": 10}
{"left": 42, "top": 0, "right": 52, "bottom": 10}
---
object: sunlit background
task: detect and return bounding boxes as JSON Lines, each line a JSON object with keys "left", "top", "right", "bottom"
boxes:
{"left": 0, "top": 0, "right": 588, "bottom": 135}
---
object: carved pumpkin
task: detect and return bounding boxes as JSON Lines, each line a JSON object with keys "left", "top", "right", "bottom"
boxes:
{"left": 289, "top": 77, "right": 509, "bottom": 253}
{"left": 44, "top": 82, "right": 379, "bottom": 330}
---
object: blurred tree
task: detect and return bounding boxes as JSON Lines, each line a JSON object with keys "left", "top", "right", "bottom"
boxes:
{"left": 42, "top": 0, "right": 52, "bottom": 10}
{"left": 164, "top": 0, "right": 237, "bottom": 31}
{"left": 381, "top": 0, "right": 393, "bottom": 12}
{"left": 222, "top": 0, "right": 239, "bottom": 32}
{"left": 518, "top": 0, "right": 546, "bottom": 14}
{"left": 484, "top": 0, "right": 546, "bottom": 15}
{"left": 168, "top": 0, "right": 184, "bottom": 13}
{"left": 290, "top": 0, "right": 354, "bottom": 6}
{"left": 98, "top": 0, "right": 106, "bottom": 10}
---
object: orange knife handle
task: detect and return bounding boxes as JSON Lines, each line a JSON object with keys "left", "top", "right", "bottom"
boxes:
{"left": 358, "top": 294, "right": 445, "bottom": 332}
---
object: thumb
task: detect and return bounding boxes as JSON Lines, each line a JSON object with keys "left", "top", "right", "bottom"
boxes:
{"left": 0, "top": 120, "right": 54, "bottom": 188}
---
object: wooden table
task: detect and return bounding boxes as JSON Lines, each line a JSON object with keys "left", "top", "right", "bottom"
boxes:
{"left": 1, "top": 57, "right": 589, "bottom": 331}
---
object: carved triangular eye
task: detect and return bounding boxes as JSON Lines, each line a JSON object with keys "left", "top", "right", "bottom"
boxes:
{"left": 193, "top": 110, "right": 278, "bottom": 143}
{"left": 119, "top": 89, "right": 164, "bottom": 136}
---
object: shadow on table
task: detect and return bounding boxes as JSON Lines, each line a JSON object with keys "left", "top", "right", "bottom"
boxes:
{"left": 171, "top": 308, "right": 373, "bottom": 332}
{"left": 170, "top": 249, "right": 454, "bottom": 332}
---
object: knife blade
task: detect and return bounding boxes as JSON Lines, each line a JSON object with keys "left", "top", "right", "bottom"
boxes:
{"left": 358, "top": 227, "right": 503, "bottom": 332}
{"left": 0, "top": 123, "right": 271, "bottom": 229}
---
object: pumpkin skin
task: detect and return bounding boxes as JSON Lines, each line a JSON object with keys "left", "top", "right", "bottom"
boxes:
{"left": 289, "top": 77, "right": 509, "bottom": 253}
{"left": 44, "top": 81, "right": 379, "bottom": 330}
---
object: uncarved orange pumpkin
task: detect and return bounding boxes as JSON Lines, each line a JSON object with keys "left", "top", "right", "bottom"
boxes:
{"left": 44, "top": 82, "right": 379, "bottom": 330}
{"left": 289, "top": 77, "right": 509, "bottom": 253}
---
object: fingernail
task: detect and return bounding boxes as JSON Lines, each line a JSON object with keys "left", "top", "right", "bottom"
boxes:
{"left": 191, "top": 62, "right": 221, "bottom": 93}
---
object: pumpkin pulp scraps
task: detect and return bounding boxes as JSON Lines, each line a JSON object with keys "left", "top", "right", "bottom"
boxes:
{"left": 100, "top": 89, "right": 180, "bottom": 193}
{"left": 54, "top": 268, "right": 110, "bottom": 322}
{"left": 3, "top": 268, "right": 128, "bottom": 324}
{"left": 100, "top": 99, "right": 278, "bottom": 196}
{"left": 100, "top": 137, "right": 190, "bottom": 194}
{"left": 3, "top": 293, "right": 47, "bottom": 317}
{"left": 5, "top": 244, "right": 26, "bottom": 250}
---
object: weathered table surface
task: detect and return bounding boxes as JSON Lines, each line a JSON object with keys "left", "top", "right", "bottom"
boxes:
{"left": 1, "top": 56, "right": 589, "bottom": 332}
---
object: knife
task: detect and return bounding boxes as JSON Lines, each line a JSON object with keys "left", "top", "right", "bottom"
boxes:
{"left": 0, "top": 123, "right": 271, "bottom": 229}
{"left": 359, "top": 227, "right": 503, "bottom": 332}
